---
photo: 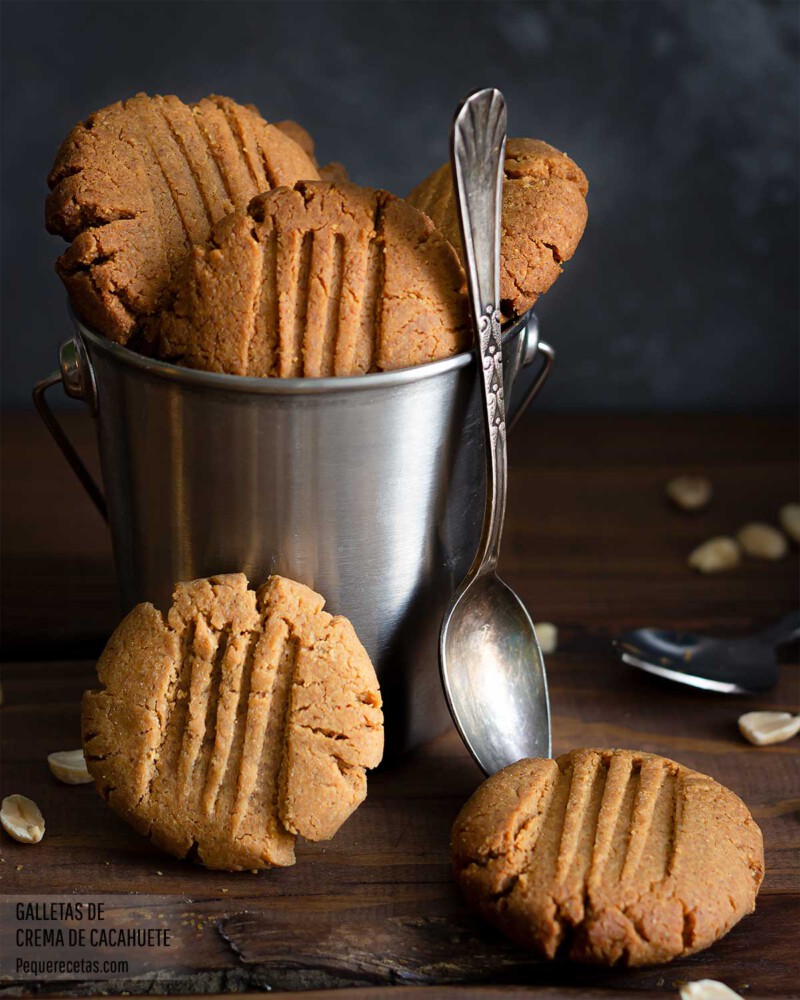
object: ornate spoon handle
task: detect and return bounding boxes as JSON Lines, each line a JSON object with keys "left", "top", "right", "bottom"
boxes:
{"left": 451, "top": 87, "right": 508, "bottom": 576}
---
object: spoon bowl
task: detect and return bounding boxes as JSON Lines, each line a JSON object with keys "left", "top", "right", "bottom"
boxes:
{"left": 441, "top": 573, "right": 550, "bottom": 774}
{"left": 614, "top": 611, "right": 800, "bottom": 694}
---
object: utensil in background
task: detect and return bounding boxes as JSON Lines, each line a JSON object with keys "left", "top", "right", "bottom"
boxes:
{"left": 614, "top": 611, "right": 800, "bottom": 694}
{"left": 439, "top": 87, "right": 551, "bottom": 776}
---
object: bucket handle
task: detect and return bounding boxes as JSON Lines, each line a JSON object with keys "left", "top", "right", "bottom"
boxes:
{"left": 33, "top": 322, "right": 554, "bottom": 525}
{"left": 505, "top": 309, "right": 555, "bottom": 431}
{"left": 32, "top": 338, "right": 108, "bottom": 522}
{"left": 508, "top": 339, "right": 555, "bottom": 433}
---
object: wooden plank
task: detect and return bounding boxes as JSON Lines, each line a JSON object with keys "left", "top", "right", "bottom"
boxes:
{"left": 1, "top": 412, "right": 116, "bottom": 659}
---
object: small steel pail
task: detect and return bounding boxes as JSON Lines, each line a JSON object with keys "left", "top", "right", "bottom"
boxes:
{"left": 34, "top": 308, "right": 553, "bottom": 753}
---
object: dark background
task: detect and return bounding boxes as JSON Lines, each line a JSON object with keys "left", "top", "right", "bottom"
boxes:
{"left": 1, "top": 0, "right": 798, "bottom": 411}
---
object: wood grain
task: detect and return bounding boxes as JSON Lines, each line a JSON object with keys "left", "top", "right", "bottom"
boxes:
{"left": 0, "top": 413, "right": 797, "bottom": 997}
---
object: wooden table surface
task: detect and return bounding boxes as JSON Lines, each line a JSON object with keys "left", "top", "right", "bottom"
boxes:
{"left": 1, "top": 412, "right": 798, "bottom": 998}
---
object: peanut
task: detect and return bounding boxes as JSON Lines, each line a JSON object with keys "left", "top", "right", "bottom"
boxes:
{"left": 736, "top": 522, "right": 787, "bottom": 561}
{"left": 1, "top": 794, "right": 45, "bottom": 844}
{"left": 666, "top": 475, "right": 712, "bottom": 511}
{"left": 738, "top": 710, "right": 800, "bottom": 746}
{"left": 534, "top": 622, "right": 558, "bottom": 655}
{"left": 687, "top": 537, "right": 740, "bottom": 574}
{"left": 779, "top": 502, "right": 800, "bottom": 543}
{"left": 48, "top": 749, "right": 93, "bottom": 785}
{"left": 680, "top": 982, "right": 743, "bottom": 1000}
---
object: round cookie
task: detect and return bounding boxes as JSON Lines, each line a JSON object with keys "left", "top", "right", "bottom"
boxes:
{"left": 408, "top": 138, "right": 588, "bottom": 318}
{"left": 275, "top": 119, "right": 317, "bottom": 161}
{"left": 154, "top": 179, "right": 470, "bottom": 377}
{"left": 452, "top": 749, "right": 764, "bottom": 966}
{"left": 46, "top": 94, "right": 320, "bottom": 344}
{"left": 82, "top": 573, "right": 383, "bottom": 870}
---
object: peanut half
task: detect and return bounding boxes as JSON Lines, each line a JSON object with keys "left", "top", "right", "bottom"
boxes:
{"left": 680, "top": 981, "right": 744, "bottom": 1000}
{"left": 48, "top": 749, "right": 93, "bottom": 785}
{"left": 736, "top": 522, "right": 788, "bottom": 561}
{"left": 1, "top": 794, "right": 45, "bottom": 844}
{"left": 687, "top": 536, "right": 740, "bottom": 574}
{"left": 738, "top": 711, "right": 800, "bottom": 746}
{"left": 779, "top": 502, "right": 800, "bottom": 543}
{"left": 534, "top": 622, "right": 558, "bottom": 655}
{"left": 666, "top": 475, "right": 712, "bottom": 511}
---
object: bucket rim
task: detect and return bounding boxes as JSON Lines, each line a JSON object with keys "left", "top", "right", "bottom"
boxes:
{"left": 71, "top": 306, "right": 534, "bottom": 396}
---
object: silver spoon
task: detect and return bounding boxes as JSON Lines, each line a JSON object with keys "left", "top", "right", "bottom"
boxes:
{"left": 439, "top": 88, "right": 551, "bottom": 776}
{"left": 614, "top": 611, "right": 800, "bottom": 694}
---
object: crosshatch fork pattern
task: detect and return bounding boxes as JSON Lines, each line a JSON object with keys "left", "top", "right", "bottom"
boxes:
{"left": 452, "top": 749, "right": 765, "bottom": 965}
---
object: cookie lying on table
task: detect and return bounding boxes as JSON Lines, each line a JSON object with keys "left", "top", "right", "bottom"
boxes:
{"left": 408, "top": 138, "right": 588, "bottom": 319}
{"left": 46, "top": 94, "right": 320, "bottom": 344}
{"left": 153, "top": 179, "right": 470, "bottom": 377}
{"left": 452, "top": 749, "right": 763, "bottom": 966}
{"left": 82, "top": 573, "right": 383, "bottom": 870}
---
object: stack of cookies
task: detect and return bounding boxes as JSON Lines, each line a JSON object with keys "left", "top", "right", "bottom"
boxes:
{"left": 45, "top": 92, "right": 589, "bottom": 378}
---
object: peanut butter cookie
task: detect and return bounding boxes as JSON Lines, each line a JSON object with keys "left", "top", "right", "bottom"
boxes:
{"left": 452, "top": 749, "right": 763, "bottom": 965}
{"left": 155, "top": 179, "right": 470, "bottom": 377}
{"left": 46, "top": 94, "right": 320, "bottom": 344}
{"left": 82, "top": 573, "right": 383, "bottom": 870}
{"left": 408, "top": 138, "right": 588, "bottom": 318}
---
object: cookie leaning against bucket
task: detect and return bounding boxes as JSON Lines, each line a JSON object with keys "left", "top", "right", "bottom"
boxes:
{"left": 407, "top": 138, "right": 588, "bottom": 318}
{"left": 82, "top": 573, "right": 383, "bottom": 870}
{"left": 154, "top": 179, "right": 470, "bottom": 377}
{"left": 46, "top": 94, "right": 320, "bottom": 345}
{"left": 452, "top": 749, "right": 764, "bottom": 966}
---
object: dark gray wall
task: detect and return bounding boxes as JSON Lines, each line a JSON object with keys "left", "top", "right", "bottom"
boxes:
{"left": 2, "top": 0, "right": 798, "bottom": 411}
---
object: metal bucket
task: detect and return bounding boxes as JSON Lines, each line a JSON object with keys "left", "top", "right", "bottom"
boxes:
{"left": 34, "top": 308, "right": 553, "bottom": 753}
